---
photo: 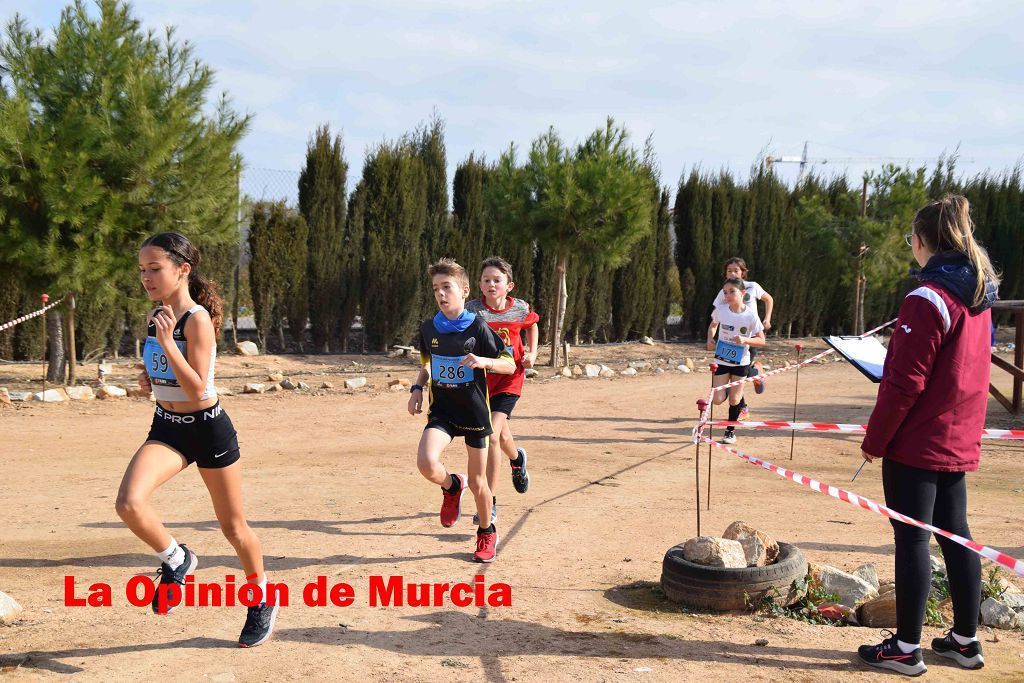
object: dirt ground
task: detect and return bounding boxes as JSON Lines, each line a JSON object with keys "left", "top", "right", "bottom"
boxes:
{"left": 1, "top": 339, "right": 1023, "bottom": 682}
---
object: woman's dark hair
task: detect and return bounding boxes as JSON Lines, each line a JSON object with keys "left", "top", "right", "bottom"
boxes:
{"left": 912, "top": 195, "right": 1000, "bottom": 307}
{"left": 141, "top": 232, "right": 224, "bottom": 335}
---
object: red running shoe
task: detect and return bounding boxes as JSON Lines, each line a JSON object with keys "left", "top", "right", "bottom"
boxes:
{"left": 752, "top": 361, "right": 767, "bottom": 394}
{"left": 473, "top": 525, "right": 499, "bottom": 563}
{"left": 440, "top": 473, "right": 466, "bottom": 527}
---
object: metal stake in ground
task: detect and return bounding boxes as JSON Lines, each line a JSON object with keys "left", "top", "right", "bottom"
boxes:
{"left": 790, "top": 344, "right": 803, "bottom": 461}
{"left": 695, "top": 399, "right": 706, "bottom": 536}
{"left": 707, "top": 362, "right": 718, "bottom": 510}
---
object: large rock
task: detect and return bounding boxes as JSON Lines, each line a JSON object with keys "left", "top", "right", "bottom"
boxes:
{"left": 1001, "top": 593, "right": 1024, "bottom": 610}
{"left": 857, "top": 590, "right": 897, "bottom": 628}
{"left": 852, "top": 563, "right": 880, "bottom": 590}
{"left": 267, "top": 372, "right": 284, "bottom": 382}
{"left": 125, "top": 386, "right": 152, "bottom": 399}
{"left": 676, "top": 364, "right": 691, "bottom": 373}
{"left": 620, "top": 367, "right": 638, "bottom": 377}
{"left": 0, "top": 387, "right": 11, "bottom": 405}
{"left": 279, "top": 378, "right": 297, "bottom": 390}
{"left": 560, "top": 366, "right": 573, "bottom": 378}
{"left": 33, "top": 388, "right": 70, "bottom": 402}
{"left": 216, "top": 386, "right": 235, "bottom": 396}
{"left": 980, "top": 597, "right": 1021, "bottom": 629}
{"left": 811, "top": 564, "right": 877, "bottom": 607}
{"left": 572, "top": 365, "right": 583, "bottom": 376}
{"left": 629, "top": 360, "right": 651, "bottom": 370}
{"left": 598, "top": 364, "right": 615, "bottom": 378}
{"left": 236, "top": 341, "right": 260, "bottom": 356}
{"left": 722, "top": 521, "right": 780, "bottom": 567}
{"left": 524, "top": 368, "right": 539, "bottom": 378}
{"left": 654, "top": 367, "right": 665, "bottom": 374}
{"left": 387, "top": 379, "right": 410, "bottom": 388}
{"left": 682, "top": 536, "right": 746, "bottom": 569}
{"left": 344, "top": 377, "right": 367, "bottom": 390}
{"left": 685, "top": 358, "right": 695, "bottom": 371}
{"left": 0, "top": 591, "right": 23, "bottom": 624}
{"left": 297, "top": 381, "right": 310, "bottom": 392}
{"left": 95, "top": 385, "right": 127, "bottom": 399}
{"left": 65, "top": 385, "right": 95, "bottom": 401}
{"left": 320, "top": 381, "right": 334, "bottom": 389}
{"left": 640, "top": 336, "right": 655, "bottom": 345}
{"left": 7, "top": 390, "right": 32, "bottom": 402}
{"left": 584, "top": 364, "right": 601, "bottom": 378}
{"left": 243, "top": 383, "right": 266, "bottom": 394}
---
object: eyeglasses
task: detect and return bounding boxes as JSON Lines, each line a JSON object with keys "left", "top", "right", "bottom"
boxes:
{"left": 904, "top": 233, "right": 914, "bottom": 247}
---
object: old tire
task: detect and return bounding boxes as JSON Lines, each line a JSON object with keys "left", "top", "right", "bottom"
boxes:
{"left": 661, "top": 541, "right": 807, "bottom": 611}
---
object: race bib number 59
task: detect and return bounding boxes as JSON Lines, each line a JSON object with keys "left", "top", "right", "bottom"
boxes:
{"left": 431, "top": 354, "right": 472, "bottom": 385}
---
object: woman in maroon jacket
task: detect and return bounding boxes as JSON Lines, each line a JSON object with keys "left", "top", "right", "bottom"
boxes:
{"left": 857, "top": 195, "right": 999, "bottom": 677}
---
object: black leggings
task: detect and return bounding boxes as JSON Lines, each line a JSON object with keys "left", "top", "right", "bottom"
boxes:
{"left": 882, "top": 458, "right": 980, "bottom": 643}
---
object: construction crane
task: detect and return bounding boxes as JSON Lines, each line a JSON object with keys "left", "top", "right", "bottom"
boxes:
{"left": 765, "top": 142, "right": 963, "bottom": 185}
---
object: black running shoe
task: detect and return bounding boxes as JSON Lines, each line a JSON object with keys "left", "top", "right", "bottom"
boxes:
{"left": 239, "top": 601, "right": 279, "bottom": 648}
{"left": 931, "top": 630, "right": 984, "bottom": 669}
{"left": 858, "top": 631, "right": 927, "bottom": 677}
{"left": 150, "top": 544, "right": 198, "bottom": 615}
{"left": 511, "top": 448, "right": 530, "bottom": 494}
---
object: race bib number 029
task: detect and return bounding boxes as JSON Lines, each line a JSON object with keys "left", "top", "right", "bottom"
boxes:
{"left": 714, "top": 338, "right": 745, "bottom": 364}
{"left": 431, "top": 354, "right": 472, "bottom": 385}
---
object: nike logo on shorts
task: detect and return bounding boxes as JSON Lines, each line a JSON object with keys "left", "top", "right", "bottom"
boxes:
{"left": 213, "top": 450, "right": 229, "bottom": 458}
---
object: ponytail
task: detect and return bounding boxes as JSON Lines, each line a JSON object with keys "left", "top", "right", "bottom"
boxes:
{"left": 912, "top": 194, "right": 1000, "bottom": 308}
{"left": 189, "top": 272, "right": 224, "bottom": 337}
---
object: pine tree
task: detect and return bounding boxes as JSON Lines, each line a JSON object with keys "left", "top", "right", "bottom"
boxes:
{"left": 0, "top": 0, "right": 247, "bottom": 371}
{"left": 298, "top": 125, "right": 348, "bottom": 352}
{"left": 489, "top": 119, "right": 654, "bottom": 365}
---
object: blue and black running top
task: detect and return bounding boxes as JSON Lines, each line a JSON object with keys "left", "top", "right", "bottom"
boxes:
{"left": 417, "top": 312, "right": 513, "bottom": 434}
{"left": 143, "top": 304, "right": 217, "bottom": 402}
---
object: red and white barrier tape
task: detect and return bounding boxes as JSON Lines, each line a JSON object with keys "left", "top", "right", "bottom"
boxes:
{"left": 702, "top": 437, "right": 1024, "bottom": 577}
{"left": 707, "top": 420, "right": 1024, "bottom": 440}
{"left": 0, "top": 296, "right": 66, "bottom": 333}
{"left": 694, "top": 318, "right": 898, "bottom": 441}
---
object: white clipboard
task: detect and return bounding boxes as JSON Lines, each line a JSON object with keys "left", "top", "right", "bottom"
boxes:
{"left": 823, "top": 335, "right": 888, "bottom": 383}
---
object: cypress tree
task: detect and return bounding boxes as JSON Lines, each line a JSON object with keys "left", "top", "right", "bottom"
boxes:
{"left": 360, "top": 139, "right": 428, "bottom": 351}
{"left": 298, "top": 125, "right": 348, "bottom": 352}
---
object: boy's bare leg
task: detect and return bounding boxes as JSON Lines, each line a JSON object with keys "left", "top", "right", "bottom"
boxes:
{"left": 417, "top": 427, "right": 454, "bottom": 488}
{"left": 466, "top": 443, "right": 493, "bottom": 527}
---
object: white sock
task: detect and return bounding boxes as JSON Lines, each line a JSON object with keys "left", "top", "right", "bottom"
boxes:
{"left": 897, "top": 639, "right": 920, "bottom": 653}
{"left": 157, "top": 538, "right": 184, "bottom": 570}
{"left": 247, "top": 575, "right": 268, "bottom": 605}
{"left": 951, "top": 631, "right": 977, "bottom": 645}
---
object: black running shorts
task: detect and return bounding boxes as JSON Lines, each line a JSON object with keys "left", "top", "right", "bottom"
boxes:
{"left": 146, "top": 402, "right": 240, "bottom": 468}
{"left": 715, "top": 363, "right": 751, "bottom": 377}
{"left": 489, "top": 392, "right": 519, "bottom": 418}
{"left": 425, "top": 416, "right": 489, "bottom": 449}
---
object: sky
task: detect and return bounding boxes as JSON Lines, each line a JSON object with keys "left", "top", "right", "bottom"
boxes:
{"left": 5, "top": 1, "right": 1024, "bottom": 203}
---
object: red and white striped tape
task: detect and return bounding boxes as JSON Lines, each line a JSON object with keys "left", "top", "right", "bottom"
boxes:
{"left": 707, "top": 420, "right": 1024, "bottom": 440}
{"left": 0, "top": 295, "right": 66, "bottom": 333}
{"left": 702, "top": 437, "right": 1024, "bottom": 577}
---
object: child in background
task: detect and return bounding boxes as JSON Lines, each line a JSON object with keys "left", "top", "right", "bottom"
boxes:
{"left": 465, "top": 257, "right": 540, "bottom": 525}
{"left": 710, "top": 257, "right": 773, "bottom": 418}
{"left": 707, "top": 278, "right": 766, "bottom": 444}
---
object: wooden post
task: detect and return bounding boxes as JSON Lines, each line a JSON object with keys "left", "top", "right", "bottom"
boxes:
{"left": 790, "top": 344, "right": 803, "bottom": 460}
{"left": 41, "top": 293, "right": 49, "bottom": 392}
{"left": 694, "top": 399, "right": 705, "bottom": 537}
{"left": 707, "top": 362, "right": 718, "bottom": 510}
{"left": 66, "top": 293, "right": 77, "bottom": 385}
